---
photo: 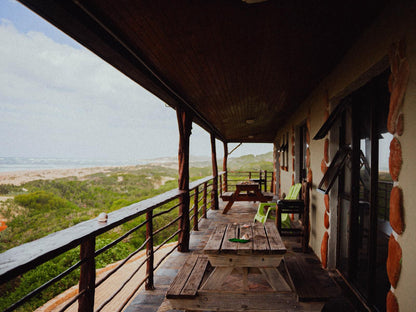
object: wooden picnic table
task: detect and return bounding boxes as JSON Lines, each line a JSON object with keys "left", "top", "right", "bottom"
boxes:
{"left": 222, "top": 182, "right": 273, "bottom": 214}
{"left": 167, "top": 223, "right": 325, "bottom": 311}
{"left": 203, "top": 222, "right": 290, "bottom": 292}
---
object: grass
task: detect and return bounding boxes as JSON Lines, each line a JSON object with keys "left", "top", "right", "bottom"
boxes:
{"left": 0, "top": 155, "right": 273, "bottom": 311}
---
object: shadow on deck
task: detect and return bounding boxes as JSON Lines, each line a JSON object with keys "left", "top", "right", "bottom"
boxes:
{"left": 125, "top": 200, "right": 362, "bottom": 312}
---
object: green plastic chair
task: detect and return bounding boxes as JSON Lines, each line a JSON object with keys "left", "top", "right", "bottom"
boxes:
{"left": 280, "top": 183, "right": 302, "bottom": 227}
{"left": 253, "top": 183, "right": 302, "bottom": 225}
{"left": 285, "top": 183, "right": 302, "bottom": 200}
{"left": 253, "top": 203, "right": 277, "bottom": 224}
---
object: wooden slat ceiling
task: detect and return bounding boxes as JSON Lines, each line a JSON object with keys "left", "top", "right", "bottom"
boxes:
{"left": 19, "top": 0, "right": 387, "bottom": 143}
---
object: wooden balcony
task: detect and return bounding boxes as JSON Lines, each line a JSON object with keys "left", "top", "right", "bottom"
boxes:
{"left": 125, "top": 200, "right": 360, "bottom": 312}
{"left": 0, "top": 172, "right": 363, "bottom": 312}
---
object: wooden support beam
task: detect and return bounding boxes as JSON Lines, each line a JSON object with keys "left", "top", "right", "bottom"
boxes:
{"left": 78, "top": 237, "right": 95, "bottom": 312}
{"left": 223, "top": 142, "right": 228, "bottom": 192}
{"left": 145, "top": 210, "right": 154, "bottom": 290}
{"left": 177, "top": 107, "right": 193, "bottom": 252}
{"left": 210, "top": 133, "right": 219, "bottom": 210}
{"left": 273, "top": 142, "right": 280, "bottom": 195}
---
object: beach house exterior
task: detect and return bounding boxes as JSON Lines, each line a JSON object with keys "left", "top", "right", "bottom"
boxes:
{"left": 1, "top": 1, "right": 416, "bottom": 311}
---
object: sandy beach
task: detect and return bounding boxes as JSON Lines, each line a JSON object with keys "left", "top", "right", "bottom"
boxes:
{"left": 0, "top": 167, "right": 121, "bottom": 186}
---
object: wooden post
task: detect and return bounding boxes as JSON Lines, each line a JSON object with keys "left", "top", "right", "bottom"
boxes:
{"left": 264, "top": 170, "right": 267, "bottom": 192}
{"left": 219, "top": 175, "right": 223, "bottom": 197}
{"left": 223, "top": 142, "right": 228, "bottom": 192}
{"left": 302, "top": 181, "right": 310, "bottom": 253}
{"left": 177, "top": 107, "right": 192, "bottom": 252}
{"left": 273, "top": 142, "right": 279, "bottom": 195}
{"left": 202, "top": 182, "right": 208, "bottom": 218}
{"left": 79, "top": 237, "right": 96, "bottom": 312}
{"left": 210, "top": 133, "right": 219, "bottom": 210}
{"left": 259, "top": 170, "right": 262, "bottom": 191}
{"left": 145, "top": 211, "right": 154, "bottom": 290}
{"left": 193, "top": 186, "right": 199, "bottom": 231}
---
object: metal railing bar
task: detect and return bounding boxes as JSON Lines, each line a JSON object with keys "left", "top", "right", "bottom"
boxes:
{"left": 153, "top": 230, "right": 181, "bottom": 255}
{"left": 152, "top": 215, "right": 181, "bottom": 237}
{"left": 95, "top": 236, "right": 150, "bottom": 287}
{"left": 96, "top": 258, "right": 150, "bottom": 312}
{"left": 4, "top": 259, "right": 84, "bottom": 312}
{"left": 115, "top": 274, "right": 149, "bottom": 312}
{"left": 57, "top": 288, "right": 86, "bottom": 312}
{"left": 95, "top": 218, "right": 148, "bottom": 257}
{"left": 152, "top": 202, "right": 180, "bottom": 218}
{"left": 153, "top": 243, "right": 179, "bottom": 271}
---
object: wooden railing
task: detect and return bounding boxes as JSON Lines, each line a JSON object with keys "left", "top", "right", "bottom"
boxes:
{"left": 225, "top": 170, "right": 274, "bottom": 193}
{"left": 0, "top": 173, "right": 224, "bottom": 312}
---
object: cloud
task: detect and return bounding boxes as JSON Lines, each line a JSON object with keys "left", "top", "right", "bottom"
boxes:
{"left": 0, "top": 19, "right": 272, "bottom": 161}
{"left": 0, "top": 20, "right": 181, "bottom": 160}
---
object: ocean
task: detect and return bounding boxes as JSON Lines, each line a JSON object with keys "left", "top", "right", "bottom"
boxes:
{"left": 0, "top": 157, "right": 145, "bottom": 172}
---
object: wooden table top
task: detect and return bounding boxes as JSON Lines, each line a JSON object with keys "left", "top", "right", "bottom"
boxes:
{"left": 203, "top": 222, "right": 286, "bottom": 255}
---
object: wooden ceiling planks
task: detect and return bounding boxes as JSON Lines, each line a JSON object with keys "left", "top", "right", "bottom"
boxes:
{"left": 19, "top": 0, "right": 387, "bottom": 143}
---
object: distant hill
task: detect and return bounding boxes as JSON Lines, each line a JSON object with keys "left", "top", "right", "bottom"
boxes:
{"left": 144, "top": 152, "right": 274, "bottom": 172}
{"left": 228, "top": 152, "right": 273, "bottom": 171}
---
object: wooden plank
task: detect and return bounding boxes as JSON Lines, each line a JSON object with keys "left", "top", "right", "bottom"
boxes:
{"left": 200, "top": 266, "right": 234, "bottom": 290}
{"left": 252, "top": 223, "right": 269, "bottom": 254}
{"left": 285, "top": 257, "right": 339, "bottom": 302}
{"left": 264, "top": 222, "right": 286, "bottom": 254}
{"left": 166, "top": 255, "right": 198, "bottom": 298}
{"left": 203, "top": 224, "right": 227, "bottom": 254}
{"left": 169, "top": 291, "right": 324, "bottom": 311}
{"left": 206, "top": 254, "right": 283, "bottom": 267}
{"left": 237, "top": 224, "right": 253, "bottom": 255}
{"left": 221, "top": 191, "right": 234, "bottom": 201}
{"left": 220, "top": 223, "right": 238, "bottom": 253}
{"left": 260, "top": 267, "right": 291, "bottom": 292}
{"left": 181, "top": 256, "right": 209, "bottom": 297}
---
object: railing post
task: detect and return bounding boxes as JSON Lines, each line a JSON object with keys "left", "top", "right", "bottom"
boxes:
{"left": 176, "top": 107, "right": 191, "bottom": 252}
{"left": 259, "top": 170, "right": 262, "bottom": 191}
{"left": 219, "top": 175, "right": 223, "bottom": 197}
{"left": 145, "top": 211, "right": 154, "bottom": 290}
{"left": 223, "top": 142, "right": 228, "bottom": 192}
{"left": 210, "top": 133, "right": 219, "bottom": 210}
{"left": 210, "top": 184, "right": 215, "bottom": 210}
{"left": 193, "top": 187, "right": 199, "bottom": 231}
{"left": 249, "top": 171, "right": 252, "bottom": 180}
{"left": 79, "top": 237, "right": 96, "bottom": 312}
{"left": 203, "top": 182, "right": 208, "bottom": 218}
{"left": 264, "top": 170, "right": 267, "bottom": 192}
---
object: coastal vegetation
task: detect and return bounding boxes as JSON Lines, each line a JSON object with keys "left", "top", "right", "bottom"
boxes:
{"left": 0, "top": 152, "right": 272, "bottom": 311}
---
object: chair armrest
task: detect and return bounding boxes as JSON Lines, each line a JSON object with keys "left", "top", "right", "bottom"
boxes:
{"left": 277, "top": 199, "right": 304, "bottom": 205}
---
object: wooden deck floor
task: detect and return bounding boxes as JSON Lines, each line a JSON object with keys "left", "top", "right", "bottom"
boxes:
{"left": 125, "top": 200, "right": 362, "bottom": 312}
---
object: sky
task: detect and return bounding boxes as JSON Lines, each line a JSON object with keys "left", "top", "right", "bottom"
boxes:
{"left": 0, "top": 0, "right": 272, "bottom": 162}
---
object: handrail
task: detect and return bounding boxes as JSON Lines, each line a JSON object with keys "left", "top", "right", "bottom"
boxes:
{"left": 0, "top": 188, "right": 184, "bottom": 284}
{"left": 0, "top": 172, "right": 224, "bottom": 312}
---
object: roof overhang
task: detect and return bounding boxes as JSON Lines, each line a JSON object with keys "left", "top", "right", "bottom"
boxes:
{"left": 18, "top": 0, "right": 387, "bottom": 143}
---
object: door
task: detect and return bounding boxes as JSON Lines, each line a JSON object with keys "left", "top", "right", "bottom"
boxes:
{"left": 336, "top": 70, "right": 391, "bottom": 311}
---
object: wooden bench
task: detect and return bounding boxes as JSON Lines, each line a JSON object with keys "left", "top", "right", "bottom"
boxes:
{"left": 221, "top": 191, "right": 234, "bottom": 201}
{"left": 166, "top": 254, "right": 209, "bottom": 299}
{"left": 221, "top": 191, "right": 274, "bottom": 202}
{"left": 285, "top": 257, "right": 340, "bottom": 302}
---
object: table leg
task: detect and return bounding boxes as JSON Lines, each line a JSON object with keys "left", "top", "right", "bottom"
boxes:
{"left": 222, "top": 190, "right": 240, "bottom": 214}
{"left": 259, "top": 267, "right": 292, "bottom": 292}
{"left": 242, "top": 267, "right": 248, "bottom": 291}
{"left": 200, "top": 267, "right": 234, "bottom": 290}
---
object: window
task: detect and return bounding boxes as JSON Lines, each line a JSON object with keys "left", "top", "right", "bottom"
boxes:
{"left": 317, "top": 146, "right": 351, "bottom": 194}
{"left": 314, "top": 69, "right": 391, "bottom": 310}
{"left": 280, "top": 132, "right": 289, "bottom": 171}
